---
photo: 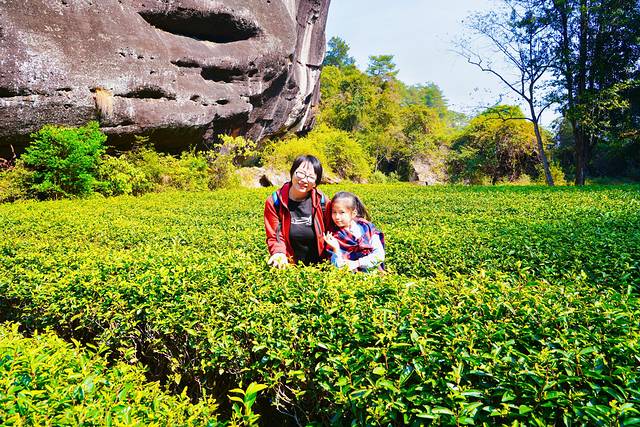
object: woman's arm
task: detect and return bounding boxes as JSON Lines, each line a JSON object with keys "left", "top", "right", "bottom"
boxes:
{"left": 264, "top": 197, "right": 287, "bottom": 256}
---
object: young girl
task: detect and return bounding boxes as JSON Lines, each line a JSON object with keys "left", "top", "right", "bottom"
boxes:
{"left": 324, "top": 191, "right": 385, "bottom": 272}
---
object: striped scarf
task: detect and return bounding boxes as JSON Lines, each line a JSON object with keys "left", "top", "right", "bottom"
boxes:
{"left": 331, "top": 219, "right": 385, "bottom": 271}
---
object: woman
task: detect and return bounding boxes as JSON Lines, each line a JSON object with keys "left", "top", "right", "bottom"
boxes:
{"left": 264, "top": 155, "right": 330, "bottom": 268}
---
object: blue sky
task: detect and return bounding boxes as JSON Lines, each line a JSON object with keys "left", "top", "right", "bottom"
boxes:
{"left": 325, "top": 0, "right": 558, "bottom": 125}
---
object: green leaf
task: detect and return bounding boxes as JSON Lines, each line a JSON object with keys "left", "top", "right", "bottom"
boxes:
{"left": 373, "top": 366, "right": 387, "bottom": 376}
{"left": 502, "top": 390, "right": 516, "bottom": 402}
{"left": 432, "top": 407, "right": 455, "bottom": 415}
{"left": 519, "top": 405, "right": 533, "bottom": 415}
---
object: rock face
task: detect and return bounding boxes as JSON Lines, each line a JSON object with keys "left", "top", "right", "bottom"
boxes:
{"left": 409, "top": 156, "right": 447, "bottom": 186}
{"left": 0, "top": 0, "right": 330, "bottom": 156}
{"left": 236, "top": 166, "right": 289, "bottom": 188}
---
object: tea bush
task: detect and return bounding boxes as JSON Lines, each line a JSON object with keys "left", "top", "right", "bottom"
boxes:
{"left": 0, "top": 323, "right": 220, "bottom": 425}
{"left": 1, "top": 184, "right": 639, "bottom": 425}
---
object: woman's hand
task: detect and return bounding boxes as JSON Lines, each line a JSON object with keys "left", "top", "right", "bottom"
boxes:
{"left": 324, "top": 232, "right": 341, "bottom": 252}
{"left": 268, "top": 253, "right": 289, "bottom": 269}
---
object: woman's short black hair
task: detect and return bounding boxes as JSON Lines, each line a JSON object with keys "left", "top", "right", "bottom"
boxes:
{"left": 290, "top": 155, "right": 323, "bottom": 185}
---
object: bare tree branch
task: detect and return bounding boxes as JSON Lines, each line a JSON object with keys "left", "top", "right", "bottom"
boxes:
{"left": 462, "top": 53, "right": 528, "bottom": 100}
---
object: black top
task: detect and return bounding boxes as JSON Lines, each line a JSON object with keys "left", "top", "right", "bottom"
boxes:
{"left": 288, "top": 196, "right": 320, "bottom": 265}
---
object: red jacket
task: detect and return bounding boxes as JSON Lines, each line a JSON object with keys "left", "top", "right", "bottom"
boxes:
{"left": 264, "top": 182, "right": 331, "bottom": 263}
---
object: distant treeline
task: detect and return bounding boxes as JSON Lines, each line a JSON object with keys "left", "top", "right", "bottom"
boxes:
{"left": 319, "top": 8, "right": 640, "bottom": 186}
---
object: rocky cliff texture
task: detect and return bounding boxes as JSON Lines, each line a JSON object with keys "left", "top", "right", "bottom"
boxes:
{"left": 0, "top": 0, "right": 330, "bottom": 155}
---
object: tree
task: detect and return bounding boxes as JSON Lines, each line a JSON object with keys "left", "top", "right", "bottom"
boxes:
{"left": 402, "top": 83, "right": 448, "bottom": 110}
{"left": 542, "top": 0, "right": 640, "bottom": 184}
{"left": 366, "top": 55, "right": 399, "bottom": 83}
{"left": 449, "top": 106, "right": 542, "bottom": 183}
{"left": 323, "top": 36, "right": 356, "bottom": 68}
{"left": 459, "top": 0, "right": 557, "bottom": 185}
{"left": 556, "top": 79, "right": 640, "bottom": 179}
{"left": 401, "top": 104, "right": 446, "bottom": 154}
{"left": 400, "top": 82, "right": 467, "bottom": 128}
{"left": 319, "top": 53, "right": 455, "bottom": 180}
{"left": 319, "top": 65, "right": 378, "bottom": 131}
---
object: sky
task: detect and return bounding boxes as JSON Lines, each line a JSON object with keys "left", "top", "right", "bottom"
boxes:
{"left": 324, "top": 0, "right": 558, "bottom": 126}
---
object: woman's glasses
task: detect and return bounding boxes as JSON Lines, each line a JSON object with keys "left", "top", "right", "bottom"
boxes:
{"left": 294, "top": 170, "right": 316, "bottom": 181}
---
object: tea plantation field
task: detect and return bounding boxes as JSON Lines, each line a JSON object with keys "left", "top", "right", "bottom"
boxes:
{"left": 1, "top": 184, "right": 639, "bottom": 426}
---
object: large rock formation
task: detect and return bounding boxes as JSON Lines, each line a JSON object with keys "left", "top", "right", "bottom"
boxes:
{"left": 0, "top": 0, "right": 330, "bottom": 156}
{"left": 409, "top": 153, "right": 448, "bottom": 186}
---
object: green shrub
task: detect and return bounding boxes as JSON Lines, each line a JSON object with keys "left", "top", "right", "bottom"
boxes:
{"left": 219, "top": 135, "right": 258, "bottom": 167}
{"left": 206, "top": 135, "right": 256, "bottom": 190}
{"left": 313, "top": 124, "right": 372, "bottom": 182}
{"left": 386, "top": 171, "right": 401, "bottom": 182}
{"left": 0, "top": 161, "right": 33, "bottom": 202}
{"left": 96, "top": 154, "right": 152, "bottom": 196}
{"left": 368, "top": 170, "right": 389, "bottom": 184}
{"left": 207, "top": 154, "right": 240, "bottom": 189}
{"left": 262, "top": 136, "right": 331, "bottom": 175}
{"left": 535, "top": 161, "right": 568, "bottom": 185}
{"left": 497, "top": 173, "right": 533, "bottom": 185}
{"left": 168, "top": 151, "right": 210, "bottom": 191}
{"left": 11, "top": 128, "right": 257, "bottom": 201}
{"left": 0, "top": 323, "right": 220, "bottom": 426}
{"left": 121, "top": 137, "right": 174, "bottom": 191}
{"left": 97, "top": 135, "right": 241, "bottom": 196}
{"left": 21, "top": 121, "right": 106, "bottom": 199}
{"left": 263, "top": 125, "right": 372, "bottom": 182}
{"left": 368, "top": 170, "right": 400, "bottom": 184}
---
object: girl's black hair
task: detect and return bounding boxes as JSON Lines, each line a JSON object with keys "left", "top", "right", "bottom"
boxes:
{"left": 290, "top": 155, "right": 323, "bottom": 185}
{"left": 331, "top": 191, "right": 371, "bottom": 221}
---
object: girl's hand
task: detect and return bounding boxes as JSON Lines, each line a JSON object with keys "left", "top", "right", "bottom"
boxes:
{"left": 324, "top": 232, "right": 340, "bottom": 251}
{"left": 347, "top": 260, "right": 359, "bottom": 271}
